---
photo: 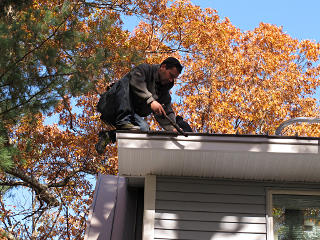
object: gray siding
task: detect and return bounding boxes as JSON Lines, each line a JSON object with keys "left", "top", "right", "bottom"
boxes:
{"left": 155, "top": 177, "right": 320, "bottom": 240}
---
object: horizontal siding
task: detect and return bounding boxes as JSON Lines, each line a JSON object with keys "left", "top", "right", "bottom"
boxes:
{"left": 154, "top": 229, "right": 266, "bottom": 240}
{"left": 155, "top": 177, "right": 267, "bottom": 240}
{"left": 157, "top": 181, "right": 265, "bottom": 195}
{"left": 155, "top": 210, "right": 266, "bottom": 224}
{"left": 157, "top": 177, "right": 269, "bottom": 186}
{"left": 157, "top": 191, "right": 265, "bottom": 204}
{"left": 155, "top": 176, "right": 320, "bottom": 239}
{"left": 157, "top": 176, "right": 320, "bottom": 189}
{"left": 155, "top": 219, "right": 266, "bottom": 233}
{"left": 156, "top": 200, "right": 265, "bottom": 214}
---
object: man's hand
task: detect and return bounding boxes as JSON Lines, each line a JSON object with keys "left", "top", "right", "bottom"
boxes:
{"left": 150, "top": 101, "right": 166, "bottom": 116}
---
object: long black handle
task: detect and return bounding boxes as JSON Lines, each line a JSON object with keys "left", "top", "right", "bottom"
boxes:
{"left": 163, "top": 114, "right": 188, "bottom": 137}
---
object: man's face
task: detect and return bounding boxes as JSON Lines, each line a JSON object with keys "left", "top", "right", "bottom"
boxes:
{"left": 158, "top": 65, "right": 180, "bottom": 85}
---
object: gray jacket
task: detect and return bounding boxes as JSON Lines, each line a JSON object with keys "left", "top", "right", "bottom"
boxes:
{"left": 128, "top": 63, "right": 176, "bottom": 131}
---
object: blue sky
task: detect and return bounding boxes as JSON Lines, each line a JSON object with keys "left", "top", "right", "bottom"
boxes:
{"left": 124, "top": 0, "right": 320, "bottom": 42}
{"left": 191, "top": 0, "right": 320, "bottom": 41}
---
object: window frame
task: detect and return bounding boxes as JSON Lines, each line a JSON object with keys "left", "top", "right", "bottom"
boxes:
{"left": 266, "top": 189, "right": 320, "bottom": 240}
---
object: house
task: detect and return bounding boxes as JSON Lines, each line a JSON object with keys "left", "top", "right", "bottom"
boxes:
{"left": 85, "top": 131, "right": 320, "bottom": 240}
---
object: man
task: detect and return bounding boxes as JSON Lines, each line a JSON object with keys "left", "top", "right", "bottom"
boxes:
{"left": 95, "top": 57, "right": 183, "bottom": 154}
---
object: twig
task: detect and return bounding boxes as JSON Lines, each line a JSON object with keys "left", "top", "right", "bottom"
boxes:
{"left": 41, "top": 203, "right": 63, "bottom": 240}
{"left": 48, "top": 168, "right": 82, "bottom": 188}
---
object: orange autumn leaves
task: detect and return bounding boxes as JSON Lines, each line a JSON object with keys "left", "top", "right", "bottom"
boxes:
{"left": 3, "top": 0, "right": 320, "bottom": 238}
{"left": 36, "top": 0, "right": 320, "bottom": 178}
{"left": 131, "top": 0, "right": 320, "bottom": 135}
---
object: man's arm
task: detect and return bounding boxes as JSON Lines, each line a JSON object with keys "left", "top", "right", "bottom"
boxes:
{"left": 153, "top": 96, "right": 176, "bottom": 131}
{"left": 129, "top": 64, "right": 155, "bottom": 105}
{"left": 150, "top": 101, "right": 166, "bottom": 116}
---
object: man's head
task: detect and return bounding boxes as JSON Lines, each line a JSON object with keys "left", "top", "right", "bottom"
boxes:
{"left": 158, "top": 57, "right": 183, "bottom": 85}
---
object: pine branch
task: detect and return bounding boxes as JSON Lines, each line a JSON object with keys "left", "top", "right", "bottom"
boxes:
{"left": 61, "top": 95, "right": 75, "bottom": 131}
{"left": 0, "top": 2, "right": 77, "bottom": 81}
{"left": 0, "top": 81, "right": 56, "bottom": 116}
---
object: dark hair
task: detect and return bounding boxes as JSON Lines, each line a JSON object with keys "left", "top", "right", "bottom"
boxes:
{"left": 161, "top": 57, "right": 183, "bottom": 73}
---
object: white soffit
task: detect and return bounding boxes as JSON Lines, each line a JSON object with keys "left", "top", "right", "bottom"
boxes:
{"left": 117, "top": 132, "right": 320, "bottom": 182}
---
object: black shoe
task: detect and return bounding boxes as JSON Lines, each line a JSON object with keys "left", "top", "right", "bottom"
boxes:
{"left": 116, "top": 123, "right": 140, "bottom": 131}
{"left": 95, "top": 131, "right": 110, "bottom": 154}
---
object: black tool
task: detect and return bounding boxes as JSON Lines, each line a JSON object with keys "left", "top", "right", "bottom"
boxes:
{"left": 163, "top": 114, "right": 188, "bottom": 137}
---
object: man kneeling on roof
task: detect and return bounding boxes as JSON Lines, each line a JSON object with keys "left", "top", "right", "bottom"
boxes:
{"left": 95, "top": 57, "right": 185, "bottom": 154}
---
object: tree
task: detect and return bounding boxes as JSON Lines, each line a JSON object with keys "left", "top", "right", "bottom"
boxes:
{"left": 2, "top": 0, "right": 320, "bottom": 239}
{"left": 0, "top": 0, "right": 146, "bottom": 238}
{"left": 131, "top": 0, "right": 320, "bottom": 135}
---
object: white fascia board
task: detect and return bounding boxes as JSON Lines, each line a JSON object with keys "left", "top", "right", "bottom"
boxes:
{"left": 117, "top": 133, "right": 319, "bottom": 154}
{"left": 117, "top": 133, "right": 320, "bottom": 182}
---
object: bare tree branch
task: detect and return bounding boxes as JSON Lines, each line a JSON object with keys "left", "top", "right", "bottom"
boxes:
{"left": 79, "top": 0, "right": 139, "bottom": 14}
{"left": 48, "top": 168, "right": 82, "bottom": 188}
{"left": 41, "top": 203, "right": 63, "bottom": 240}
{"left": 5, "top": 168, "right": 59, "bottom": 207}
{"left": 0, "top": 196, "right": 13, "bottom": 230}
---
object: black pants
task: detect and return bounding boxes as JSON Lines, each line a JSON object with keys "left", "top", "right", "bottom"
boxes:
{"left": 100, "top": 77, "right": 149, "bottom": 131}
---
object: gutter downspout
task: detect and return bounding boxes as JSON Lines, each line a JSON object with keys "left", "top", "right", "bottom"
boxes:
{"left": 275, "top": 117, "right": 320, "bottom": 135}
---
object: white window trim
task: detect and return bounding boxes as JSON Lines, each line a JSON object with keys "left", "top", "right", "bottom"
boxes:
{"left": 266, "top": 189, "right": 320, "bottom": 240}
{"left": 143, "top": 175, "right": 156, "bottom": 240}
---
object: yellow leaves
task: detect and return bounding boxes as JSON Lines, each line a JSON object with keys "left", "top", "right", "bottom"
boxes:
{"left": 153, "top": 2, "right": 320, "bottom": 136}
{"left": 5, "top": 1, "right": 320, "bottom": 239}
{"left": 300, "top": 40, "right": 320, "bottom": 61}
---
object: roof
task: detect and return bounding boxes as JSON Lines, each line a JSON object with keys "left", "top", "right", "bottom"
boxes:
{"left": 117, "top": 131, "right": 320, "bottom": 182}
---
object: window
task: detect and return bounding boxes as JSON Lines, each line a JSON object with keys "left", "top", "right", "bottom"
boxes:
{"left": 267, "top": 190, "right": 320, "bottom": 240}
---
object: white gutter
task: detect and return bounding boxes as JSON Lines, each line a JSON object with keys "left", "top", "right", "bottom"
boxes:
{"left": 118, "top": 132, "right": 320, "bottom": 182}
